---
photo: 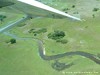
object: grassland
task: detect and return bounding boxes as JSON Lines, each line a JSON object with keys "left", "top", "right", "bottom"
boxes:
{"left": 0, "top": 0, "right": 100, "bottom": 75}
{"left": 0, "top": 7, "right": 24, "bottom": 28}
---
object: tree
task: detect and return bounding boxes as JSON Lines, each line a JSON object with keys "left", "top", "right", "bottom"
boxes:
{"left": 0, "top": 15, "right": 7, "bottom": 23}
{"left": 10, "top": 38, "right": 16, "bottom": 44}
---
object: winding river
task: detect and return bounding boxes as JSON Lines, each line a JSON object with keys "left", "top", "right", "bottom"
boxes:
{"left": 3, "top": 32, "right": 100, "bottom": 65}
{"left": 38, "top": 40, "right": 100, "bottom": 64}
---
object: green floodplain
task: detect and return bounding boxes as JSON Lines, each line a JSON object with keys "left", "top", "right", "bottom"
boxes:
{"left": 0, "top": 0, "right": 100, "bottom": 75}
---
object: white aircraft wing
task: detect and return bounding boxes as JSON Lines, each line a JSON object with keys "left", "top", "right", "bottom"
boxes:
{"left": 0, "top": 0, "right": 81, "bottom": 21}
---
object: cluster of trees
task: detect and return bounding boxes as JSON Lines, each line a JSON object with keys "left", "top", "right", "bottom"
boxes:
{"left": 48, "top": 30, "right": 68, "bottom": 44}
{"left": 29, "top": 28, "right": 68, "bottom": 44}
{"left": 48, "top": 30, "right": 65, "bottom": 40}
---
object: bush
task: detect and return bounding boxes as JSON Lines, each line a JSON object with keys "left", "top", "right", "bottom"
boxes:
{"left": 93, "top": 8, "right": 99, "bottom": 12}
{"left": 34, "top": 33, "right": 37, "bottom": 36}
{"left": 72, "top": 5, "right": 75, "bottom": 8}
{"left": 48, "top": 30, "right": 65, "bottom": 40}
{"left": 97, "top": 54, "right": 100, "bottom": 58}
{"left": 73, "top": 12, "right": 79, "bottom": 14}
{"left": 5, "top": 40, "right": 10, "bottom": 43}
{"left": 62, "top": 8, "right": 69, "bottom": 11}
{"left": 38, "top": 28, "right": 47, "bottom": 33}
{"left": 0, "top": 15, "right": 6, "bottom": 21}
{"left": 10, "top": 38, "right": 16, "bottom": 44}
{"left": 56, "top": 39, "right": 68, "bottom": 44}
{"left": 92, "top": 14, "right": 95, "bottom": 18}
{"left": 0, "top": 15, "right": 6, "bottom": 23}
{"left": 17, "top": 23, "right": 26, "bottom": 27}
{"left": 51, "top": 61, "right": 72, "bottom": 71}
{"left": 28, "top": 28, "right": 35, "bottom": 33}
{"left": 65, "top": 11, "right": 68, "bottom": 13}
{"left": 33, "top": 28, "right": 47, "bottom": 33}
{"left": 29, "top": 28, "right": 47, "bottom": 34}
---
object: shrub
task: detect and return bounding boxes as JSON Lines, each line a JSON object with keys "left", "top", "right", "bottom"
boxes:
{"left": 0, "top": 15, "right": 6, "bottom": 21}
{"left": 38, "top": 28, "right": 47, "bottom": 33}
{"left": 33, "top": 28, "right": 47, "bottom": 34}
{"left": 17, "top": 23, "right": 26, "bottom": 27}
{"left": 34, "top": 33, "right": 37, "bottom": 36}
{"left": 10, "top": 38, "right": 16, "bottom": 44}
{"left": 5, "top": 40, "right": 10, "bottom": 43}
{"left": 97, "top": 54, "right": 100, "bottom": 58}
{"left": 65, "top": 12, "right": 68, "bottom": 13}
{"left": 73, "top": 12, "right": 79, "bottom": 14}
{"left": 72, "top": 5, "right": 75, "bottom": 8}
{"left": 51, "top": 61, "right": 68, "bottom": 71}
{"left": 93, "top": 8, "right": 99, "bottom": 12}
{"left": 56, "top": 39, "right": 68, "bottom": 44}
{"left": 28, "top": 28, "right": 35, "bottom": 33}
{"left": 92, "top": 14, "right": 95, "bottom": 18}
{"left": 62, "top": 8, "right": 69, "bottom": 11}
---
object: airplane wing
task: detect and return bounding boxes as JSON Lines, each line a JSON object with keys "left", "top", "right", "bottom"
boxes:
{"left": 0, "top": 0, "right": 81, "bottom": 21}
